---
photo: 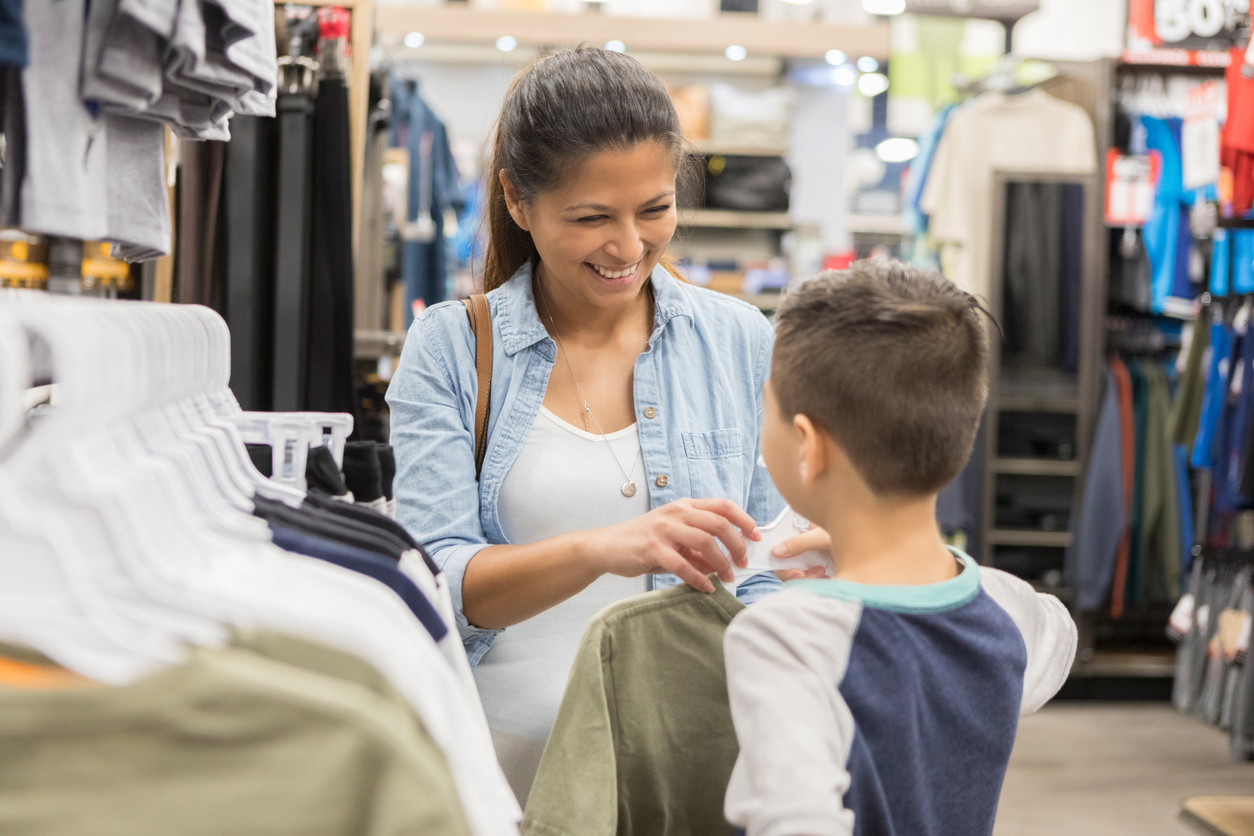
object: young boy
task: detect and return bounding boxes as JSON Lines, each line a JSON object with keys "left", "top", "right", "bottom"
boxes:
{"left": 723, "top": 261, "right": 1077, "bottom": 836}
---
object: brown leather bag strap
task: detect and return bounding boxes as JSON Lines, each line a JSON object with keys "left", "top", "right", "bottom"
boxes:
{"left": 463, "top": 294, "right": 493, "bottom": 480}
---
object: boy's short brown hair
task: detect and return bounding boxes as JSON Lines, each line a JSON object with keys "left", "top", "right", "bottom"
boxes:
{"left": 771, "top": 260, "right": 990, "bottom": 497}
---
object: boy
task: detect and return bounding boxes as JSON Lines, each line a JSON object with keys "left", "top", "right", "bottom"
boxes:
{"left": 723, "top": 261, "right": 1077, "bottom": 836}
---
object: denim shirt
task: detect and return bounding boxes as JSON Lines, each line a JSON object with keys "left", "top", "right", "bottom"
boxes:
{"left": 386, "top": 261, "right": 786, "bottom": 665}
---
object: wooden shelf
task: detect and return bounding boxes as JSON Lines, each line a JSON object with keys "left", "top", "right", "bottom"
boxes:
{"left": 997, "top": 395, "right": 1081, "bottom": 413}
{"left": 1069, "top": 651, "right": 1176, "bottom": 678}
{"left": 680, "top": 209, "right": 792, "bottom": 229}
{"left": 848, "top": 214, "right": 909, "bottom": 236}
{"left": 730, "top": 292, "right": 783, "bottom": 311}
{"left": 992, "top": 458, "right": 1081, "bottom": 477}
{"left": 373, "top": 5, "right": 892, "bottom": 60}
{"left": 355, "top": 329, "right": 407, "bottom": 359}
{"left": 986, "top": 529, "right": 1072, "bottom": 548}
{"left": 689, "top": 139, "right": 788, "bottom": 157}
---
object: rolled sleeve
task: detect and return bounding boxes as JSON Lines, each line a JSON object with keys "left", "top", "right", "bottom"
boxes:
{"left": 434, "top": 542, "right": 499, "bottom": 665}
{"left": 386, "top": 303, "right": 503, "bottom": 664}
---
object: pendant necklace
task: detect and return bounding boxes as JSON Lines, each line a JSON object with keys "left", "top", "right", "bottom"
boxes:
{"left": 537, "top": 282, "right": 642, "bottom": 498}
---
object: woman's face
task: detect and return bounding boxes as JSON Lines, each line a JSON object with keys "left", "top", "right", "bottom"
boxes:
{"left": 503, "top": 141, "right": 677, "bottom": 310}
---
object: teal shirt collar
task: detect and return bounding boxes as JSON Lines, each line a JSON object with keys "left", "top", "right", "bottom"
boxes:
{"left": 492, "top": 260, "right": 695, "bottom": 357}
{"left": 788, "top": 549, "right": 982, "bottom": 614}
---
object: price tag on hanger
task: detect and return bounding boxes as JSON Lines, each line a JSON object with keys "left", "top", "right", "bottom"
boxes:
{"left": 1183, "top": 80, "right": 1223, "bottom": 190}
{"left": 1168, "top": 592, "right": 1195, "bottom": 641}
{"left": 1106, "top": 150, "right": 1162, "bottom": 226}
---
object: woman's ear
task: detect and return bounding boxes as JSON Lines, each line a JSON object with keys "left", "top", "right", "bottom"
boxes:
{"left": 500, "top": 170, "right": 531, "bottom": 232}
{"left": 794, "top": 414, "right": 828, "bottom": 487}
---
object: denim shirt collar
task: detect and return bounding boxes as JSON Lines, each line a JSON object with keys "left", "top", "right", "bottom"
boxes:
{"left": 492, "top": 259, "right": 695, "bottom": 357}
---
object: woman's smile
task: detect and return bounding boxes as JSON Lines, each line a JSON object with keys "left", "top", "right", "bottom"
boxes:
{"left": 586, "top": 260, "right": 642, "bottom": 285}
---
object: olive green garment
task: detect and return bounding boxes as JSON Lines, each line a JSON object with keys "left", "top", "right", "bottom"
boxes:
{"left": 1139, "top": 362, "right": 1181, "bottom": 604}
{"left": 524, "top": 578, "right": 744, "bottom": 836}
{"left": 1168, "top": 317, "right": 1211, "bottom": 449}
{"left": 0, "top": 640, "right": 472, "bottom": 836}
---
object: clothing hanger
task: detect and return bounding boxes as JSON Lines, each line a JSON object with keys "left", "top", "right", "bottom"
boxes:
{"left": 1, "top": 294, "right": 521, "bottom": 833}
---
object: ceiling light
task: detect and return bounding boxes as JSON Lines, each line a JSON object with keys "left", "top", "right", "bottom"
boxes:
{"left": 858, "top": 72, "right": 890, "bottom": 97}
{"left": 403, "top": 31, "right": 424, "bottom": 48}
{"left": 496, "top": 35, "right": 518, "bottom": 52}
{"left": 825, "top": 49, "right": 847, "bottom": 66}
{"left": 833, "top": 65, "right": 857, "bottom": 86}
{"left": 875, "top": 137, "right": 919, "bottom": 163}
{"left": 725, "top": 44, "right": 747, "bottom": 61}
{"left": 856, "top": 56, "right": 879, "bottom": 72}
{"left": 862, "top": 0, "right": 906, "bottom": 14}
{"left": 604, "top": 40, "right": 626, "bottom": 53}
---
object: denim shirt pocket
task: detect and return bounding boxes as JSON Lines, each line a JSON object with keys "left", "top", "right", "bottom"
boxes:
{"left": 681, "top": 428, "right": 746, "bottom": 503}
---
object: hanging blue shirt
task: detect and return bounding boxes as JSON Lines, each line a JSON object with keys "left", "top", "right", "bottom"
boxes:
{"left": 1194, "top": 320, "right": 1233, "bottom": 469}
{"left": 1212, "top": 229, "right": 1231, "bottom": 297}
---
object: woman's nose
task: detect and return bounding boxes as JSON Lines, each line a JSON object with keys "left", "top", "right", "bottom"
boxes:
{"left": 604, "top": 224, "right": 645, "bottom": 263}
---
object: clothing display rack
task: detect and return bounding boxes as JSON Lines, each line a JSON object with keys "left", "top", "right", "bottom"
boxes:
{"left": 0, "top": 292, "right": 520, "bottom": 836}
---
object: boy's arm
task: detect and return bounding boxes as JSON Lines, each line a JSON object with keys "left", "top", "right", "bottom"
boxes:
{"left": 979, "top": 567, "right": 1078, "bottom": 715}
{"left": 723, "top": 590, "right": 861, "bottom": 836}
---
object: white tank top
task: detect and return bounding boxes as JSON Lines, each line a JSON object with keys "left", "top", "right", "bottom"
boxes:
{"left": 477, "top": 406, "right": 651, "bottom": 801}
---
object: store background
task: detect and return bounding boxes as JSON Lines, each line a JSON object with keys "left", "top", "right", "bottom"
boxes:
{"left": 5, "top": 0, "right": 1254, "bottom": 833}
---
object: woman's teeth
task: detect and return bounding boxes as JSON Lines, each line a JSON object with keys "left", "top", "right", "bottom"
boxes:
{"left": 589, "top": 262, "right": 638, "bottom": 280}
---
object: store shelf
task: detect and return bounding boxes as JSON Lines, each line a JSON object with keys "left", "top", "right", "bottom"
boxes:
{"left": 373, "top": 5, "right": 892, "bottom": 60}
{"left": 997, "top": 395, "right": 1081, "bottom": 413}
{"left": 680, "top": 209, "right": 792, "bottom": 229}
{"left": 732, "top": 292, "right": 784, "bottom": 311}
{"left": 1069, "top": 651, "right": 1176, "bottom": 678}
{"left": 689, "top": 139, "right": 788, "bottom": 157}
{"left": 992, "top": 458, "right": 1081, "bottom": 477}
{"left": 986, "top": 529, "right": 1072, "bottom": 548}
{"left": 355, "top": 329, "right": 407, "bottom": 359}
{"left": 848, "top": 214, "right": 909, "bottom": 236}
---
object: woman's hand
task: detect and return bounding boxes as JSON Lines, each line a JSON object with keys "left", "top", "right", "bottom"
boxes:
{"left": 772, "top": 525, "right": 832, "bottom": 582}
{"left": 587, "top": 498, "right": 762, "bottom": 593}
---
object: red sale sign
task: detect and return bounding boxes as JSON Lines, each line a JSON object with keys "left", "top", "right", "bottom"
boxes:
{"left": 1123, "top": 0, "right": 1247, "bottom": 67}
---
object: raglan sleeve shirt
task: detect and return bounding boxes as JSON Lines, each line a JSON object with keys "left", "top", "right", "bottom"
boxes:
{"left": 723, "top": 571, "right": 1076, "bottom": 836}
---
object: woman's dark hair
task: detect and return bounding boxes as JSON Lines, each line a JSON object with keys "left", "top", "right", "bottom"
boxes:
{"left": 482, "top": 45, "right": 689, "bottom": 292}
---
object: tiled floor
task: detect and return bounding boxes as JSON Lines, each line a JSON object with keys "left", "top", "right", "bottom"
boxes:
{"left": 995, "top": 704, "right": 1254, "bottom": 836}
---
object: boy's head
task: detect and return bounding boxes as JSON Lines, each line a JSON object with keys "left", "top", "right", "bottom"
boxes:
{"left": 764, "top": 260, "right": 989, "bottom": 516}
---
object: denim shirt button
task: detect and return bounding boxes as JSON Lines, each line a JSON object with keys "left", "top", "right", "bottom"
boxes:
{"left": 655, "top": 474, "right": 669, "bottom": 488}
{"left": 643, "top": 407, "right": 657, "bottom": 419}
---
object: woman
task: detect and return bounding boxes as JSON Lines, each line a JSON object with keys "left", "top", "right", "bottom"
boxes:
{"left": 386, "top": 46, "right": 813, "bottom": 802}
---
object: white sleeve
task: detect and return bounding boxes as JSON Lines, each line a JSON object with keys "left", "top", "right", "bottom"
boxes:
{"left": 723, "top": 590, "right": 862, "bottom": 836}
{"left": 979, "top": 568, "right": 1078, "bottom": 715}
{"left": 918, "top": 113, "right": 965, "bottom": 243}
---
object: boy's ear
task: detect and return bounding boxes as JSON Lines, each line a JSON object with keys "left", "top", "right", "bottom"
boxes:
{"left": 793, "top": 413, "right": 828, "bottom": 487}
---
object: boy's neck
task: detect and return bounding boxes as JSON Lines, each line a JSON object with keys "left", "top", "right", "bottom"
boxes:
{"left": 810, "top": 490, "right": 959, "bottom": 587}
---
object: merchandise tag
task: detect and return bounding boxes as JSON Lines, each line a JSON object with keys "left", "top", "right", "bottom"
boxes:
{"left": 1105, "top": 150, "right": 1161, "bottom": 226}
{"left": 1168, "top": 592, "right": 1195, "bottom": 641}
{"left": 1182, "top": 80, "right": 1222, "bottom": 190}
{"left": 1218, "top": 608, "right": 1251, "bottom": 664}
{"left": 1198, "top": 603, "right": 1211, "bottom": 632}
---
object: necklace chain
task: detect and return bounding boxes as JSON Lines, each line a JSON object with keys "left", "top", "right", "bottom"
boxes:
{"left": 536, "top": 280, "right": 643, "bottom": 497}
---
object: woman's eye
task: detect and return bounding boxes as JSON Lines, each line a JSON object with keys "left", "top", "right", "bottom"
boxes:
{"left": 645, "top": 205, "right": 671, "bottom": 215}
{"left": 575, "top": 215, "right": 606, "bottom": 224}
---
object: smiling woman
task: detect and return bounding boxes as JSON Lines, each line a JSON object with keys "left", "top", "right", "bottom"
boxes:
{"left": 384, "top": 46, "right": 805, "bottom": 804}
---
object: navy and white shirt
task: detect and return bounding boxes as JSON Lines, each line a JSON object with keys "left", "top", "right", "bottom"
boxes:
{"left": 723, "top": 550, "right": 1076, "bottom": 836}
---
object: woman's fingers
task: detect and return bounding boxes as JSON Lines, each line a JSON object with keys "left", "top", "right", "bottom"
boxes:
{"left": 772, "top": 525, "right": 832, "bottom": 558}
{"left": 690, "top": 498, "right": 761, "bottom": 540}
{"left": 658, "top": 546, "right": 715, "bottom": 593}
{"left": 669, "top": 523, "right": 734, "bottom": 582}
{"left": 683, "top": 508, "right": 751, "bottom": 568}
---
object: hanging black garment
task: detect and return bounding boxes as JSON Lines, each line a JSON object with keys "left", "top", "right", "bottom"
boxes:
{"left": 305, "top": 75, "right": 356, "bottom": 415}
